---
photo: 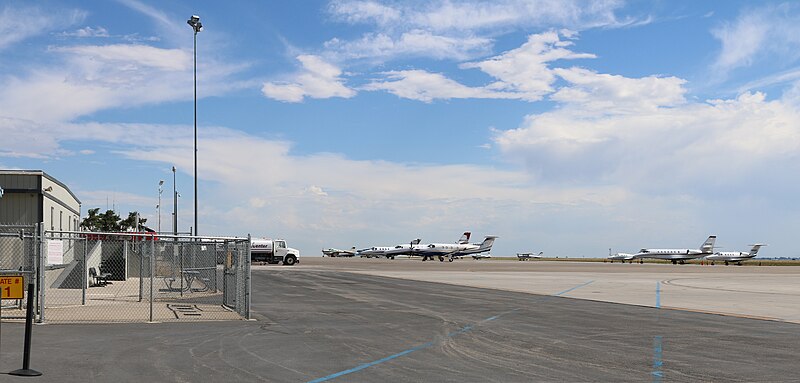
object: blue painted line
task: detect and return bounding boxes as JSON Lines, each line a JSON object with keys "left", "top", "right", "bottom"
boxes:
{"left": 656, "top": 281, "right": 661, "bottom": 309}
{"left": 553, "top": 280, "right": 594, "bottom": 296}
{"left": 307, "top": 310, "right": 517, "bottom": 383}
{"left": 307, "top": 342, "right": 434, "bottom": 383}
{"left": 652, "top": 335, "right": 663, "bottom": 382}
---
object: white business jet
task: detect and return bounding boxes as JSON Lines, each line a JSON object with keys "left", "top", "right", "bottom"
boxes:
{"left": 705, "top": 244, "right": 765, "bottom": 265}
{"left": 633, "top": 236, "right": 716, "bottom": 264}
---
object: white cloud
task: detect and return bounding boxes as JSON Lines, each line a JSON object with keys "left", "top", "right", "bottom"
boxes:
{"left": 0, "top": 5, "right": 85, "bottom": 51}
{"left": 363, "top": 70, "right": 519, "bottom": 102}
{"left": 329, "top": 0, "right": 627, "bottom": 32}
{"left": 365, "top": 31, "right": 595, "bottom": 102}
{"left": 711, "top": 3, "right": 800, "bottom": 76}
{"left": 327, "top": 0, "right": 401, "bottom": 26}
{"left": 0, "top": 43, "right": 246, "bottom": 122}
{"left": 323, "top": 0, "right": 631, "bottom": 64}
{"left": 55, "top": 44, "right": 189, "bottom": 71}
{"left": 551, "top": 67, "right": 686, "bottom": 112}
{"left": 494, "top": 90, "right": 800, "bottom": 191}
{"left": 261, "top": 55, "right": 356, "bottom": 102}
{"left": 461, "top": 31, "right": 595, "bottom": 101}
{"left": 323, "top": 30, "right": 492, "bottom": 61}
{"left": 59, "top": 26, "right": 110, "bottom": 38}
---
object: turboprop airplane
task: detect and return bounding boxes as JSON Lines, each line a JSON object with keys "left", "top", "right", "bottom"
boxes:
{"left": 705, "top": 244, "right": 765, "bottom": 265}
{"left": 322, "top": 247, "right": 357, "bottom": 257}
{"left": 633, "top": 236, "right": 716, "bottom": 264}
{"left": 418, "top": 236, "right": 498, "bottom": 262}
{"left": 383, "top": 238, "right": 422, "bottom": 259}
{"left": 517, "top": 251, "right": 543, "bottom": 261}
{"left": 607, "top": 248, "right": 635, "bottom": 263}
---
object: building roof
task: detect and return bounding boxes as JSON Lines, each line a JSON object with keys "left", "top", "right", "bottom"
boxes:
{"left": 0, "top": 169, "right": 81, "bottom": 204}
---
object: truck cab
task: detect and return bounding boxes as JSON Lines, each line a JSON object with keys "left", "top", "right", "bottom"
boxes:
{"left": 251, "top": 238, "right": 300, "bottom": 265}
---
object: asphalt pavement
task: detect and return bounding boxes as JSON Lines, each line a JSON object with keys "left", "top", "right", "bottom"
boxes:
{"left": 1, "top": 268, "right": 798, "bottom": 382}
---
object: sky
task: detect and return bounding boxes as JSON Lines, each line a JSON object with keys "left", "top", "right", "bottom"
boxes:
{"left": 2, "top": 0, "right": 800, "bottom": 258}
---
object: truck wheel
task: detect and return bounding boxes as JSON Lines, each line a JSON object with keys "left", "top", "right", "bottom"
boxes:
{"left": 284, "top": 256, "right": 297, "bottom": 266}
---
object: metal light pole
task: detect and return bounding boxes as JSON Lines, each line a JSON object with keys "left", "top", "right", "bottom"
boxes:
{"left": 187, "top": 15, "right": 203, "bottom": 237}
{"left": 172, "top": 166, "right": 178, "bottom": 237}
{"left": 158, "top": 180, "right": 164, "bottom": 232}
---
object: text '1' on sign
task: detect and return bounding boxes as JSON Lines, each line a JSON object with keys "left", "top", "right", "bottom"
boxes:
{"left": 1, "top": 276, "right": 24, "bottom": 299}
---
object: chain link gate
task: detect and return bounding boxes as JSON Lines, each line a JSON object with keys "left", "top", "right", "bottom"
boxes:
{"left": 0, "top": 224, "right": 39, "bottom": 320}
{"left": 19, "top": 229, "right": 250, "bottom": 323}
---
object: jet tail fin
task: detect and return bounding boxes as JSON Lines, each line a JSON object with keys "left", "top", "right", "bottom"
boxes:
{"left": 748, "top": 244, "right": 765, "bottom": 256}
{"left": 478, "top": 236, "right": 498, "bottom": 251}
{"left": 700, "top": 236, "right": 716, "bottom": 253}
{"left": 457, "top": 232, "right": 471, "bottom": 244}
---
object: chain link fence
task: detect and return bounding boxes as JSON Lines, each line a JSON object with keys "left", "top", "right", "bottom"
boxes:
{"left": 0, "top": 224, "right": 251, "bottom": 323}
{"left": 0, "top": 224, "right": 38, "bottom": 320}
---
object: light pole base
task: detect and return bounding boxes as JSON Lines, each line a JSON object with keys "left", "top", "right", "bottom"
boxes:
{"left": 9, "top": 368, "right": 42, "bottom": 376}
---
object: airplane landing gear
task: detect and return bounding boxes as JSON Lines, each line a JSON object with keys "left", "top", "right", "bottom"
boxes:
{"left": 438, "top": 256, "right": 445, "bottom": 262}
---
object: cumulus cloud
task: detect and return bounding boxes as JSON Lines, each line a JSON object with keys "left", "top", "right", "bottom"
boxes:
{"left": 261, "top": 55, "right": 356, "bottom": 102}
{"left": 462, "top": 31, "right": 595, "bottom": 101}
{"left": 550, "top": 67, "right": 686, "bottom": 112}
{"left": 494, "top": 90, "right": 800, "bottom": 192}
{"left": 365, "top": 31, "right": 595, "bottom": 102}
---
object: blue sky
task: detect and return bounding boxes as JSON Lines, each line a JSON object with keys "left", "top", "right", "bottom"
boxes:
{"left": 2, "top": 0, "right": 800, "bottom": 258}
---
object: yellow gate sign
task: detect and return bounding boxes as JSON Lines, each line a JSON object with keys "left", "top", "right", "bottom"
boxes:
{"left": 0, "top": 275, "right": 24, "bottom": 299}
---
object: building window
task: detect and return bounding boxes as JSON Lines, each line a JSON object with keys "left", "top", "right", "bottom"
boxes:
{"left": 50, "top": 207, "right": 54, "bottom": 230}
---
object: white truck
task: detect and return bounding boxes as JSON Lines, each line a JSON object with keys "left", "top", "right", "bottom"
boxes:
{"left": 251, "top": 238, "right": 300, "bottom": 266}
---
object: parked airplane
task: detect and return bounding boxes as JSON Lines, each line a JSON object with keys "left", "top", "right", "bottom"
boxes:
{"left": 633, "top": 236, "right": 716, "bottom": 264}
{"left": 322, "top": 247, "right": 357, "bottom": 257}
{"left": 357, "top": 246, "right": 394, "bottom": 258}
{"left": 418, "top": 236, "right": 498, "bottom": 262}
{"left": 384, "top": 238, "right": 422, "bottom": 259}
{"left": 705, "top": 244, "right": 765, "bottom": 265}
{"left": 472, "top": 253, "right": 492, "bottom": 260}
{"left": 607, "top": 248, "right": 635, "bottom": 263}
{"left": 517, "top": 251, "right": 543, "bottom": 261}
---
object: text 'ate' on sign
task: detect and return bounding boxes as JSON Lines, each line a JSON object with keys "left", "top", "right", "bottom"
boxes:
{"left": 1, "top": 276, "right": 24, "bottom": 299}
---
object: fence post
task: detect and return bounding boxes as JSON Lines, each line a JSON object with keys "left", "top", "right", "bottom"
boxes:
{"left": 37, "top": 223, "right": 45, "bottom": 324}
{"left": 149, "top": 234, "right": 155, "bottom": 322}
{"left": 82, "top": 236, "right": 87, "bottom": 305}
{"left": 245, "top": 234, "right": 251, "bottom": 320}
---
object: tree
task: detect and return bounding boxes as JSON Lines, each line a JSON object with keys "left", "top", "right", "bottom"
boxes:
{"left": 81, "top": 209, "right": 146, "bottom": 232}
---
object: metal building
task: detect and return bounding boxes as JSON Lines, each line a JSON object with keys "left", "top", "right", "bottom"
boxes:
{"left": 0, "top": 170, "right": 81, "bottom": 230}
